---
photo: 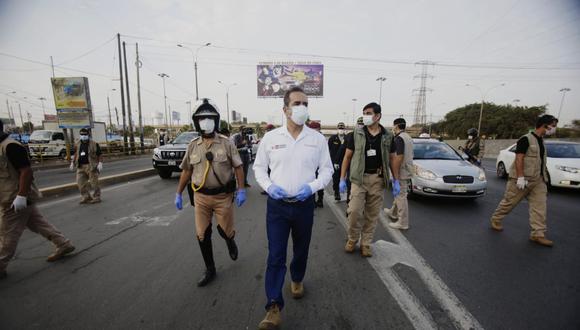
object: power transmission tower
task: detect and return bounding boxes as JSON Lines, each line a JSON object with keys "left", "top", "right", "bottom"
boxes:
{"left": 412, "top": 60, "right": 435, "bottom": 126}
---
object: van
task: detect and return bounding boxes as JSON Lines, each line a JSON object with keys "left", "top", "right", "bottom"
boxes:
{"left": 28, "top": 130, "right": 69, "bottom": 158}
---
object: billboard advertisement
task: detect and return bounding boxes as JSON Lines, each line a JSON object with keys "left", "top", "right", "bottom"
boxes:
{"left": 257, "top": 63, "right": 323, "bottom": 98}
{"left": 51, "top": 77, "right": 92, "bottom": 109}
{"left": 57, "top": 109, "right": 92, "bottom": 129}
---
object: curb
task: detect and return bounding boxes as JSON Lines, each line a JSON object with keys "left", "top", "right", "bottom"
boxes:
{"left": 39, "top": 168, "right": 157, "bottom": 199}
{"left": 31, "top": 154, "right": 152, "bottom": 171}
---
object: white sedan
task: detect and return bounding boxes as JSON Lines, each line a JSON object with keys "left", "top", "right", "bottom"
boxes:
{"left": 496, "top": 141, "right": 580, "bottom": 189}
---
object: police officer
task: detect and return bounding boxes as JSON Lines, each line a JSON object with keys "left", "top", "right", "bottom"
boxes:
{"left": 70, "top": 128, "right": 103, "bottom": 204}
{"left": 384, "top": 118, "right": 413, "bottom": 230}
{"left": 490, "top": 115, "right": 558, "bottom": 247}
{"left": 328, "top": 122, "right": 346, "bottom": 201}
{"left": 175, "top": 99, "right": 246, "bottom": 286}
{"left": 339, "top": 103, "right": 392, "bottom": 257}
{"left": 233, "top": 125, "right": 252, "bottom": 187}
{"left": 461, "top": 128, "right": 485, "bottom": 166}
{"left": 0, "top": 120, "right": 75, "bottom": 279}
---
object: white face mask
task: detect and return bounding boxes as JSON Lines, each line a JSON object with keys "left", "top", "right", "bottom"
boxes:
{"left": 80, "top": 135, "right": 89, "bottom": 141}
{"left": 468, "top": 135, "right": 473, "bottom": 140}
{"left": 199, "top": 119, "right": 215, "bottom": 133}
{"left": 290, "top": 105, "right": 309, "bottom": 126}
{"left": 546, "top": 126, "right": 556, "bottom": 136}
{"left": 338, "top": 129, "right": 345, "bottom": 136}
{"left": 362, "top": 114, "right": 375, "bottom": 126}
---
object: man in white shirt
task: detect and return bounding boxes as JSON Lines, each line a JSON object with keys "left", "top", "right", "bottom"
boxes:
{"left": 253, "top": 87, "right": 333, "bottom": 330}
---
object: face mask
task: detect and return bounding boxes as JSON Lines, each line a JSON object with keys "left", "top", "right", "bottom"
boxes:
{"left": 545, "top": 126, "right": 556, "bottom": 136}
{"left": 338, "top": 129, "right": 345, "bottom": 136}
{"left": 468, "top": 135, "right": 473, "bottom": 140}
{"left": 80, "top": 135, "right": 89, "bottom": 141}
{"left": 199, "top": 119, "right": 215, "bottom": 133}
{"left": 290, "top": 105, "right": 309, "bottom": 126}
{"left": 363, "top": 115, "right": 375, "bottom": 126}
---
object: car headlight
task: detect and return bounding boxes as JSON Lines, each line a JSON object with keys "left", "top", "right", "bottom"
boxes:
{"left": 153, "top": 148, "right": 161, "bottom": 158}
{"left": 414, "top": 164, "right": 437, "bottom": 180}
{"left": 555, "top": 165, "right": 578, "bottom": 173}
{"left": 478, "top": 168, "right": 486, "bottom": 181}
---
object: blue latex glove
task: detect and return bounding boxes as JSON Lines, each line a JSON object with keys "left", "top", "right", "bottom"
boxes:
{"left": 235, "top": 189, "right": 246, "bottom": 207}
{"left": 295, "top": 184, "right": 313, "bottom": 202}
{"left": 267, "top": 184, "right": 288, "bottom": 200}
{"left": 339, "top": 179, "right": 347, "bottom": 193}
{"left": 392, "top": 180, "right": 401, "bottom": 197}
{"left": 175, "top": 193, "right": 183, "bottom": 210}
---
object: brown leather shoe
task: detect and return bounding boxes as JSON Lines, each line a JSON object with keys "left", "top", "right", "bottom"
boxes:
{"left": 258, "top": 304, "right": 281, "bottom": 330}
{"left": 530, "top": 236, "right": 553, "bottom": 247}
{"left": 344, "top": 239, "right": 357, "bottom": 253}
{"left": 90, "top": 197, "right": 101, "bottom": 204}
{"left": 47, "top": 242, "right": 75, "bottom": 262}
{"left": 361, "top": 245, "right": 372, "bottom": 257}
{"left": 490, "top": 221, "right": 503, "bottom": 232}
{"left": 79, "top": 197, "right": 92, "bottom": 204}
{"left": 290, "top": 281, "right": 304, "bottom": 299}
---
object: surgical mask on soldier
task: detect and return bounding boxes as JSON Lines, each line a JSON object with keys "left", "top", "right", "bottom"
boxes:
{"left": 338, "top": 129, "right": 345, "bottom": 136}
{"left": 468, "top": 135, "right": 473, "bottom": 140}
{"left": 80, "top": 135, "right": 89, "bottom": 141}
{"left": 290, "top": 105, "right": 309, "bottom": 126}
{"left": 199, "top": 119, "right": 215, "bottom": 133}
{"left": 363, "top": 114, "right": 375, "bottom": 126}
{"left": 546, "top": 126, "right": 556, "bottom": 136}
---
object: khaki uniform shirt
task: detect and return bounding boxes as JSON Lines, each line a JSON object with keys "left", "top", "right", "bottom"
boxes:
{"left": 180, "top": 134, "right": 243, "bottom": 189}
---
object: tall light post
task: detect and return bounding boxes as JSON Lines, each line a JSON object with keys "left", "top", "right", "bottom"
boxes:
{"left": 38, "top": 97, "right": 46, "bottom": 117}
{"left": 376, "top": 77, "right": 387, "bottom": 107}
{"left": 158, "top": 73, "right": 170, "bottom": 131}
{"left": 177, "top": 42, "right": 211, "bottom": 101}
{"left": 557, "top": 88, "right": 571, "bottom": 119}
{"left": 218, "top": 80, "right": 237, "bottom": 127}
{"left": 351, "top": 98, "right": 357, "bottom": 128}
{"left": 465, "top": 83, "right": 505, "bottom": 134}
{"left": 186, "top": 101, "right": 192, "bottom": 128}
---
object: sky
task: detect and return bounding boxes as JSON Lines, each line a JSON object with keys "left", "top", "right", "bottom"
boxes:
{"left": 1, "top": 0, "right": 579, "bottom": 130}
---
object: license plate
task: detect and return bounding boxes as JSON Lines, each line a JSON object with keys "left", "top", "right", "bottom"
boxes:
{"left": 168, "top": 161, "right": 176, "bottom": 166}
{"left": 452, "top": 185, "right": 467, "bottom": 193}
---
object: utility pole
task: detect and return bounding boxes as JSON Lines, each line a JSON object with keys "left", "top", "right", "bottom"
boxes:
{"left": 107, "top": 96, "right": 113, "bottom": 133}
{"left": 117, "top": 33, "right": 128, "bottom": 155}
{"left": 186, "top": 101, "right": 192, "bottom": 128}
{"left": 218, "top": 81, "right": 237, "bottom": 126}
{"left": 376, "top": 77, "right": 387, "bottom": 107}
{"left": 557, "top": 88, "right": 571, "bottom": 119}
{"left": 18, "top": 103, "right": 24, "bottom": 132}
{"left": 351, "top": 98, "right": 357, "bottom": 127}
{"left": 50, "top": 56, "right": 55, "bottom": 78}
{"left": 114, "top": 107, "right": 120, "bottom": 127}
{"left": 38, "top": 97, "right": 46, "bottom": 117}
{"left": 123, "top": 41, "right": 135, "bottom": 154}
{"left": 158, "top": 73, "right": 170, "bottom": 132}
{"left": 413, "top": 60, "right": 435, "bottom": 126}
{"left": 5, "top": 100, "right": 12, "bottom": 126}
{"left": 135, "top": 43, "right": 145, "bottom": 153}
{"left": 168, "top": 103, "right": 173, "bottom": 132}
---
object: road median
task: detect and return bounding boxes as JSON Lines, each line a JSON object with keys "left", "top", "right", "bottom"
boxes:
{"left": 39, "top": 168, "right": 157, "bottom": 199}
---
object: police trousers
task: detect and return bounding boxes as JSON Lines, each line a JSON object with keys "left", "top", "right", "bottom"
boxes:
{"left": 193, "top": 192, "right": 235, "bottom": 241}
{"left": 491, "top": 178, "right": 548, "bottom": 238}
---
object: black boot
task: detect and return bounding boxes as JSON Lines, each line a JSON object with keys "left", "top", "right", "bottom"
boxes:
{"left": 197, "top": 226, "right": 216, "bottom": 287}
{"left": 334, "top": 192, "right": 341, "bottom": 201}
{"left": 217, "top": 225, "right": 238, "bottom": 260}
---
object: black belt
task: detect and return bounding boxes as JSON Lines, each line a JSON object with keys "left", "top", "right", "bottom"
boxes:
{"left": 197, "top": 179, "right": 236, "bottom": 195}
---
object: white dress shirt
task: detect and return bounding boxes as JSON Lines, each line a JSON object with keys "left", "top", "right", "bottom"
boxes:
{"left": 253, "top": 125, "right": 334, "bottom": 197}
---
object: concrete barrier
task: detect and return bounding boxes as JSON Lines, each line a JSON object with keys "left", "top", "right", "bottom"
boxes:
{"left": 39, "top": 168, "right": 157, "bottom": 199}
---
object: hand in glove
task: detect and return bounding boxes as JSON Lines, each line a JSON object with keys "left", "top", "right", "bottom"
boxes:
{"left": 97, "top": 162, "right": 103, "bottom": 172}
{"left": 516, "top": 177, "right": 527, "bottom": 190}
{"left": 392, "top": 179, "right": 401, "bottom": 197}
{"left": 11, "top": 195, "right": 27, "bottom": 212}
{"left": 235, "top": 189, "right": 246, "bottom": 207}
{"left": 295, "top": 184, "right": 313, "bottom": 202}
{"left": 267, "top": 184, "right": 288, "bottom": 200}
{"left": 339, "top": 179, "right": 347, "bottom": 193}
{"left": 175, "top": 193, "right": 183, "bottom": 210}
{"left": 69, "top": 162, "right": 75, "bottom": 171}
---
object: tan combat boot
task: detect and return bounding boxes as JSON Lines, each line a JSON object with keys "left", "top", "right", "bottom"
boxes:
{"left": 344, "top": 239, "right": 357, "bottom": 253}
{"left": 530, "top": 236, "right": 553, "bottom": 247}
{"left": 290, "top": 281, "right": 304, "bottom": 299}
{"left": 47, "top": 242, "right": 75, "bottom": 262}
{"left": 490, "top": 220, "right": 503, "bottom": 232}
{"left": 361, "top": 245, "right": 372, "bottom": 258}
{"left": 258, "top": 304, "right": 281, "bottom": 330}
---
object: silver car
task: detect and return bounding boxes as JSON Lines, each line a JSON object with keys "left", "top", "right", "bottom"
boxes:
{"left": 410, "top": 139, "right": 487, "bottom": 198}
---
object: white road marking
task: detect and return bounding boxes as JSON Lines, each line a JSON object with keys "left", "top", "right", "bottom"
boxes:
{"left": 325, "top": 194, "right": 483, "bottom": 330}
{"left": 105, "top": 200, "right": 184, "bottom": 227}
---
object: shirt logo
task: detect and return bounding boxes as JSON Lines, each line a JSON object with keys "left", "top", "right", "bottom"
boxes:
{"left": 272, "top": 144, "right": 287, "bottom": 150}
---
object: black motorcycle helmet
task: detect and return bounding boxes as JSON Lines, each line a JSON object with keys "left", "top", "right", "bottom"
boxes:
{"left": 467, "top": 128, "right": 478, "bottom": 137}
{"left": 192, "top": 98, "right": 220, "bottom": 137}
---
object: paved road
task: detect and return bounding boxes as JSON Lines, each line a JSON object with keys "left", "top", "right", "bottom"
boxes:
{"left": 0, "top": 160, "right": 578, "bottom": 329}
{"left": 33, "top": 156, "right": 153, "bottom": 189}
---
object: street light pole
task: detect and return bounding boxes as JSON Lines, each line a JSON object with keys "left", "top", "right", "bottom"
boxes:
{"left": 178, "top": 42, "right": 211, "bottom": 101}
{"left": 186, "top": 101, "right": 192, "bottom": 128}
{"left": 376, "top": 77, "right": 386, "bottom": 107}
{"left": 158, "top": 73, "right": 170, "bottom": 132}
{"left": 465, "top": 83, "right": 505, "bottom": 134}
{"left": 351, "top": 98, "right": 357, "bottom": 128}
{"left": 38, "top": 97, "right": 46, "bottom": 117}
{"left": 218, "top": 80, "right": 237, "bottom": 127}
{"left": 557, "top": 88, "right": 571, "bottom": 119}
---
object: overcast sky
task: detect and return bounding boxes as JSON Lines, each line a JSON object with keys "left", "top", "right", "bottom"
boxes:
{"left": 1, "top": 0, "right": 579, "bottom": 129}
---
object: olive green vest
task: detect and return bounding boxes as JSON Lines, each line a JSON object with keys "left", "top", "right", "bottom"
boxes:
{"left": 0, "top": 137, "right": 42, "bottom": 208}
{"left": 508, "top": 132, "right": 548, "bottom": 182}
{"left": 349, "top": 126, "right": 392, "bottom": 186}
{"left": 75, "top": 140, "right": 99, "bottom": 170}
{"left": 397, "top": 131, "right": 414, "bottom": 180}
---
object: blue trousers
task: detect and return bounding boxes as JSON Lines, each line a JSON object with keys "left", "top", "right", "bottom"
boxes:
{"left": 265, "top": 196, "right": 315, "bottom": 310}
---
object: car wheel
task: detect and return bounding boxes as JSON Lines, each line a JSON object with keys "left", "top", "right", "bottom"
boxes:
{"left": 59, "top": 149, "right": 67, "bottom": 159}
{"left": 546, "top": 171, "right": 552, "bottom": 189}
{"left": 158, "top": 169, "right": 172, "bottom": 179}
{"left": 496, "top": 162, "right": 507, "bottom": 179}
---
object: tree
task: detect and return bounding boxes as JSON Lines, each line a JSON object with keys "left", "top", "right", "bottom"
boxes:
{"left": 143, "top": 125, "right": 155, "bottom": 137}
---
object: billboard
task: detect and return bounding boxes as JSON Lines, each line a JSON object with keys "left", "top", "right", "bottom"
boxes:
{"left": 51, "top": 77, "right": 93, "bottom": 128}
{"left": 257, "top": 63, "right": 323, "bottom": 98}
{"left": 56, "top": 109, "right": 92, "bottom": 129}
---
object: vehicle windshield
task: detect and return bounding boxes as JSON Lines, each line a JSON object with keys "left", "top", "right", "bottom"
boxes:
{"left": 414, "top": 142, "right": 462, "bottom": 160}
{"left": 171, "top": 132, "right": 198, "bottom": 144}
{"left": 546, "top": 143, "right": 580, "bottom": 158}
{"left": 30, "top": 131, "right": 52, "bottom": 141}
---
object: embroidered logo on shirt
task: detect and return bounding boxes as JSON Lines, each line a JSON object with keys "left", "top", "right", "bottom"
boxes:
{"left": 272, "top": 144, "right": 287, "bottom": 150}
